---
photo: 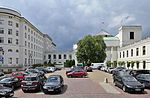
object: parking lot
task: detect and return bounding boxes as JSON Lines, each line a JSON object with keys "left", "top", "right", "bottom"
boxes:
{"left": 13, "top": 69, "right": 150, "bottom": 98}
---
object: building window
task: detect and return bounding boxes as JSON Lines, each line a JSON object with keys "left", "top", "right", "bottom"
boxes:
{"left": 59, "top": 55, "right": 61, "bottom": 59}
{"left": 31, "top": 43, "right": 33, "bottom": 49}
{"left": 0, "top": 28, "right": 4, "bottom": 34}
{"left": 25, "top": 49, "right": 27, "bottom": 55}
{"left": 0, "top": 20, "right": 4, "bottom": 24}
{"left": 143, "top": 61, "right": 146, "bottom": 69}
{"left": 25, "top": 41, "right": 27, "bottom": 46}
{"left": 25, "top": 26, "right": 27, "bottom": 30}
{"left": 28, "top": 42, "right": 30, "bottom": 48}
{"left": 8, "top": 49, "right": 12, "bottom": 52}
{"left": 0, "top": 37, "right": 4, "bottom": 43}
{"left": 8, "top": 29, "right": 12, "bottom": 35}
{"left": 143, "top": 46, "right": 146, "bottom": 55}
{"left": 130, "top": 32, "right": 134, "bottom": 39}
{"left": 16, "top": 39, "right": 19, "bottom": 45}
{"left": 28, "top": 28, "right": 30, "bottom": 32}
{"left": 131, "top": 49, "right": 133, "bottom": 57}
{"left": 16, "top": 23, "right": 19, "bottom": 27}
{"left": 126, "top": 50, "right": 128, "bottom": 57}
{"left": 16, "top": 58, "right": 19, "bottom": 64}
{"left": 8, "top": 58, "right": 12, "bottom": 64}
{"left": 53, "top": 54, "right": 56, "bottom": 59}
{"left": 8, "top": 38, "right": 12, "bottom": 44}
{"left": 120, "top": 52, "right": 121, "bottom": 58}
{"left": 123, "top": 51, "right": 125, "bottom": 58}
{"left": 48, "top": 55, "right": 51, "bottom": 59}
{"left": 9, "top": 16, "right": 12, "bottom": 18}
{"left": 28, "top": 35, "right": 30, "bottom": 40}
{"left": 8, "top": 21, "right": 13, "bottom": 26}
{"left": 16, "top": 49, "right": 19, "bottom": 53}
{"left": 25, "top": 33, "right": 27, "bottom": 38}
{"left": 136, "top": 48, "right": 139, "bottom": 56}
{"left": 69, "top": 54, "right": 72, "bottom": 59}
{"left": 25, "top": 58, "right": 27, "bottom": 64}
{"left": 16, "top": 30, "right": 19, "bottom": 36}
{"left": 64, "top": 54, "right": 66, "bottom": 59}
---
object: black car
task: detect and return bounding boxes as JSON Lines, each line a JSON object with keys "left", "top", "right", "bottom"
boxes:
{"left": 0, "top": 84, "right": 14, "bottom": 97}
{"left": 43, "top": 75, "right": 64, "bottom": 94}
{"left": 114, "top": 75, "right": 145, "bottom": 92}
{"left": 21, "top": 73, "right": 47, "bottom": 92}
{"left": 112, "top": 67, "right": 126, "bottom": 75}
{"left": 136, "top": 74, "right": 150, "bottom": 88}
{"left": 0, "top": 76, "right": 21, "bottom": 89}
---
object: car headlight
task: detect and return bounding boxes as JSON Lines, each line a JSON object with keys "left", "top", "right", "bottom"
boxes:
{"left": 43, "top": 86, "right": 47, "bottom": 89}
{"left": 0, "top": 91, "right": 6, "bottom": 95}
{"left": 126, "top": 85, "right": 132, "bottom": 88}
{"left": 55, "top": 85, "right": 61, "bottom": 88}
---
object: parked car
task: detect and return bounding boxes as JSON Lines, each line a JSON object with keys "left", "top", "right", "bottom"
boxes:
{"left": 114, "top": 75, "right": 145, "bottom": 92}
{"left": 0, "top": 72, "right": 6, "bottom": 80}
{"left": 90, "top": 63, "right": 104, "bottom": 69}
{"left": 0, "top": 76, "right": 22, "bottom": 89}
{"left": 35, "top": 67, "right": 48, "bottom": 73}
{"left": 0, "top": 84, "right": 14, "bottom": 97}
{"left": 107, "top": 67, "right": 115, "bottom": 73}
{"left": 46, "top": 67, "right": 56, "bottom": 72}
{"left": 112, "top": 67, "right": 126, "bottom": 75}
{"left": 43, "top": 75, "right": 64, "bottom": 94}
{"left": 12, "top": 71, "right": 28, "bottom": 80}
{"left": 136, "top": 74, "right": 150, "bottom": 88}
{"left": 66, "top": 67, "right": 88, "bottom": 78}
{"left": 21, "top": 73, "right": 47, "bottom": 92}
{"left": 25, "top": 69, "right": 44, "bottom": 76}
{"left": 84, "top": 66, "right": 92, "bottom": 72}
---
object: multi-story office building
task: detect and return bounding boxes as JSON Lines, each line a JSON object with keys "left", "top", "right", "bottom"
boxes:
{"left": 0, "top": 7, "right": 56, "bottom": 71}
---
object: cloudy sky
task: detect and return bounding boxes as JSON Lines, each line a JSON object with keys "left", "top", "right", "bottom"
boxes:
{"left": 0, "top": 0, "right": 150, "bottom": 51}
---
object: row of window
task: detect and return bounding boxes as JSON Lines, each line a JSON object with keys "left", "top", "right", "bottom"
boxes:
{"left": 8, "top": 58, "right": 19, "bottom": 64}
{"left": 0, "top": 19, "right": 19, "bottom": 27}
{"left": 120, "top": 46, "right": 146, "bottom": 58}
{"left": 24, "top": 58, "right": 42, "bottom": 65}
{"left": 0, "top": 37, "right": 19, "bottom": 44}
{"left": 0, "top": 28, "right": 19, "bottom": 36}
{"left": 48, "top": 54, "right": 72, "bottom": 60}
{"left": 24, "top": 49, "right": 42, "bottom": 58}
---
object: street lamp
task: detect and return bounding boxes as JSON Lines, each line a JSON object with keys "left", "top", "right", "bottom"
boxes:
{"left": 0, "top": 47, "right": 4, "bottom": 65}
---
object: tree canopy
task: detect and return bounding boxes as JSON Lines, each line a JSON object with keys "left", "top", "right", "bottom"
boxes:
{"left": 76, "top": 35, "right": 106, "bottom": 65}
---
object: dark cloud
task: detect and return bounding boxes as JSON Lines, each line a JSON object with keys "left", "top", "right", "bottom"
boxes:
{"left": 0, "top": 0, "right": 150, "bottom": 50}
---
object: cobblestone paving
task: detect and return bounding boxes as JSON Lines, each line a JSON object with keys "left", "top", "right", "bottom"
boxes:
{"left": 13, "top": 69, "right": 150, "bottom": 98}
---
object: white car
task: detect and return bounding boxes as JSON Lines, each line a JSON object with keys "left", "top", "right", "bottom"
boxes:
{"left": 46, "top": 67, "right": 56, "bottom": 72}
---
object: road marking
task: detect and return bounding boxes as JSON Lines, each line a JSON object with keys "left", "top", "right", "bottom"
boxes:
{"left": 99, "top": 82, "right": 121, "bottom": 94}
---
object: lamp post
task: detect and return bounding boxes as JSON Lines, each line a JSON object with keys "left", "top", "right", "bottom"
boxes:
{"left": 0, "top": 47, "right": 4, "bottom": 65}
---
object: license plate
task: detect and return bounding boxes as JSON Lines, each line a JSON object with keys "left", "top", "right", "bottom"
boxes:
{"left": 48, "top": 89, "right": 53, "bottom": 91}
{"left": 27, "top": 82, "right": 32, "bottom": 85}
{"left": 135, "top": 89, "right": 141, "bottom": 91}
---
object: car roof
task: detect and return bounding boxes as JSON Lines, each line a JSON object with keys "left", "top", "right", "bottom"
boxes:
{"left": 48, "top": 75, "right": 61, "bottom": 78}
{"left": 25, "top": 73, "right": 39, "bottom": 77}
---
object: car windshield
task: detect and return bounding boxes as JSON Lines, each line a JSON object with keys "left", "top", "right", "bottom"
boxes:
{"left": 0, "top": 78, "right": 11, "bottom": 82}
{"left": 15, "top": 73, "right": 24, "bottom": 76}
{"left": 24, "top": 77, "right": 37, "bottom": 81}
{"left": 47, "top": 77, "right": 59, "bottom": 82}
{"left": 122, "top": 76, "right": 137, "bottom": 82}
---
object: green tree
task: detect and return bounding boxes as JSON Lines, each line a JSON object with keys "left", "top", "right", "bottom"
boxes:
{"left": 131, "top": 61, "right": 135, "bottom": 69}
{"left": 113, "top": 61, "right": 117, "bottom": 68}
{"left": 106, "top": 61, "right": 112, "bottom": 67}
{"left": 127, "top": 61, "right": 130, "bottom": 69}
{"left": 76, "top": 35, "right": 106, "bottom": 65}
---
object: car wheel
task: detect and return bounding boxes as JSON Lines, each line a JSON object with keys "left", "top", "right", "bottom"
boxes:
{"left": 67, "top": 75, "right": 72, "bottom": 78}
{"left": 122, "top": 85, "right": 127, "bottom": 92}
{"left": 43, "top": 90, "right": 49, "bottom": 94}
{"left": 114, "top": 81, "right": 117, "bottom": 86}
{"left": 22, "top": 90, "right": 27, "bottom": 93}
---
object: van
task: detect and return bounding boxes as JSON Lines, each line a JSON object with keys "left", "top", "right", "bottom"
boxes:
{"left": 90, "top": 63, "right": 105, "bottom": 69}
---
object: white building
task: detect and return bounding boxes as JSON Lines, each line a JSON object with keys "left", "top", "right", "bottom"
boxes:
{"left": 117, "top": 25, "right": 150, "bottom": 70}
{"left": 45, "top": 51, "right": 74, "bottom": 67}
{"left": 0, "top": 7, "right": 56, "bottom": 71}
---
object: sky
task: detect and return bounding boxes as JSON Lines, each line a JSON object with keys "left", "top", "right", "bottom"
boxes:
{"left": 0, "top": 0, "right": 150, "bottom": 51}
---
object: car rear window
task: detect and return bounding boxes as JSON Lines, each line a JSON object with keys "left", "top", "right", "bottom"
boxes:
{"left": 24, "top": 77, "right": 37, "bottom": 81}
{"left": 47, "top": 77, "right": 59, "bottom": 82}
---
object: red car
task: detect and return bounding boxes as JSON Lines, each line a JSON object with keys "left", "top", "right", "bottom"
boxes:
{"left": 66, "top": 68, "right": 88, "bottom": 78}
{"left": 12, "top": 71, "right": 27, "bottom": 80}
